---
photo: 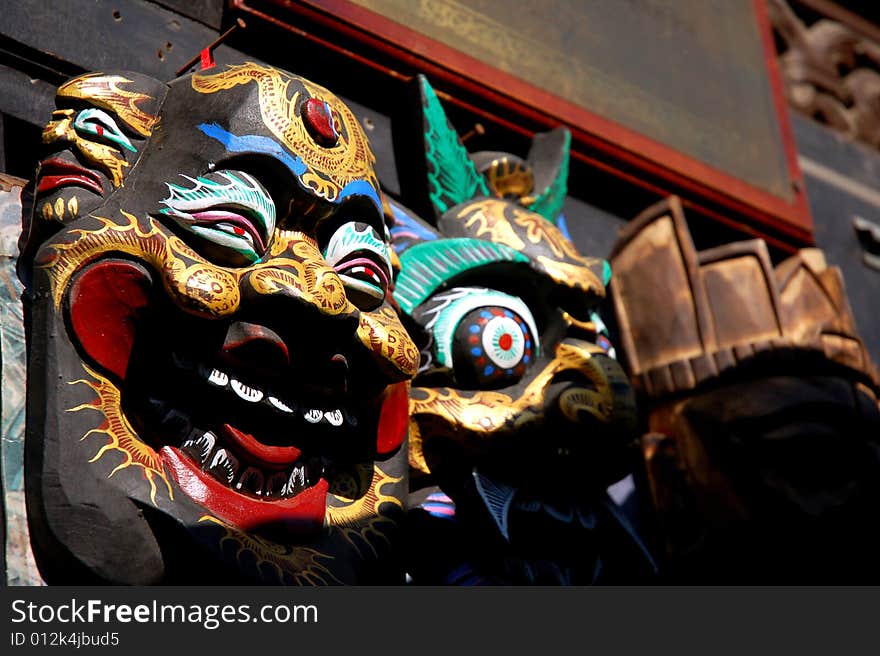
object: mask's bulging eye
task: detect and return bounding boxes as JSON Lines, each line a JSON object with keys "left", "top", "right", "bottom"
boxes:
{"left": 414, "top": 287, "right": 539, "bottom": 389}
{"left": 159, "top": 170, "right": 276, "bottom": 266}
{"left": 323, "top": 222, "right": 392, "bottom": 310}
{"left": 72, "top": 108, "right": 136, "bottom": 152}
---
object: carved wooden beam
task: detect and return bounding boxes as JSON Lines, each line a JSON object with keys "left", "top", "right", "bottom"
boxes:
{"left": 769, "top": 0, "right": 880, "bottom": 149}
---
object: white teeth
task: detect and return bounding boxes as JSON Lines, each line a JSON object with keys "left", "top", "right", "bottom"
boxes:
{"left": 231, "top": 378, "right": 263, "bottom": 402}
{"left": 194, "top": 431, "right": 216, "bottom": 461}
{"left": 283, "top": 464, "right": 307, "bottom": 496}
{"left": 236, "top": 467, "right": 264, "bottom": 495}
{"left": 286, "top": 464, "right": 306, "bottom": 493}
{"left": 208, "top": 448, "right": 238, "bottom": 483}
{"left": 266, "top": 471, "right": 288, "bottom": 497}
{"left": 267, "top": 396, "right": 294, "bottom": 413}
{"left": 304, "top": 409, "right": 323, "bottom": 424}
{"left": 325, "top": 409, "right": 343, "bottom": 426}
{"left": 207, "top": 368, "right": 229, "bottom": 386}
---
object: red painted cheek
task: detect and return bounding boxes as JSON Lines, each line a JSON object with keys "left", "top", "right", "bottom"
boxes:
{"left": 67, "top": 260, "right": 153, "bottom": 380}
{"left": 376, "top": 381, "right": 410, "bottom": 456}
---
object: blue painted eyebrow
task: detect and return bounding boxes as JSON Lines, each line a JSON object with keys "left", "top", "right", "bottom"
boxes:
{"left": 200, "top": 123, "right": 305, "bottom": 175}
{"left": 199, "top": 122, "right": 383, "bottom": 215}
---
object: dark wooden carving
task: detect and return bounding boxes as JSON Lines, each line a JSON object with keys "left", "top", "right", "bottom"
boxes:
{"left": 609, "top": 195, "right": 880, "bottom": 582}
{"left": 19, "top": 62, "right": 418, "bottom": 584}
{"left": 390, "top": 75, "right": 656, "bottom": 584}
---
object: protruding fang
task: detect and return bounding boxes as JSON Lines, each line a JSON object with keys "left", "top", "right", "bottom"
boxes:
{"left": 208, "top": 448, "right": 238, "bottom": 483}
{"left": 325, "top": 409, "right": 343, "bottom": 426}
{"left": 286, "top": 464, "right": 307, "bottom": 495}
{"left": 236, "top": 466, "right": 264, "bottom": 495}
{"left": 181, "top": 430, "right": 207, "bottom": 464}
{"left": 194, "top": 431, "right": 217, "bottom": 462}
{"left": 231, "top": 378, "right": 263, "bottom": 402}
{"left": 206, "top": 367, "right": 229, "bottom": 386}
{"left": 304, "top": 409, "right": 323, "bottom": 424}
{"left": 267, "top": 395, "right": 294, "bottom": 413}
{"left": 265, "top": 471, "right": 288, "bottom": 497}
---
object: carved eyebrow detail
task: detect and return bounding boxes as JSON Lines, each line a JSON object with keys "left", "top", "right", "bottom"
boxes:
{"left": 57, "top": 74, "right": 159, "bottom": 136}
{"left": 159, "top": 171, "right": 276, "bottom": 262}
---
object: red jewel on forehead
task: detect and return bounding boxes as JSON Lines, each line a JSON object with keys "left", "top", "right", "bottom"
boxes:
{"left": 302, "top": 97, "right": 339, "bottom": 147}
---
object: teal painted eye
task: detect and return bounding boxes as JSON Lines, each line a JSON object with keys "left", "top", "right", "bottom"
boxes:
{"left": 414, "top": 286, "right": 539, "bottom": 389}
{"left": 323, "top": 221, "right": 392, "bottom": 310}
{"left": 73, "top": 108, "right": 136, "bottom": 152}
{"left": 159, "top": 170, "right": 276, "bottom": 266}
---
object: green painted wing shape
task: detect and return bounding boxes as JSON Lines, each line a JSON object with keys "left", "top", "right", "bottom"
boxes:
{"left": 420, "top": 76, "right": 490, "bottom": 217}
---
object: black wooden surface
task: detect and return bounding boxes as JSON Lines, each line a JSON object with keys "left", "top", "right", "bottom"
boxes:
{"left": 151, "top": 0, "right": 225, "bottom": 30}
{"left": 0, "top": 0, "right": 230, "bottom": 81}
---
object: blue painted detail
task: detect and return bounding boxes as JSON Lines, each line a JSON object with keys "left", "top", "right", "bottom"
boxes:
{"left": 602, "top": 260, "right": 612, "bottom": 286}
{"left": 200, "top": 123, "right": 381, "bottom": 213}
{"left": 470, "top": 347, "right": 482, "bottom": 356}
{"left": 388, "top": 203, "right": 439, "bottom": 253}
{"left": 484, "top": 366, "right": 495, "bottom": 376}
{"left": 338, "top": 178, "right": 383, "bottom": 215}
{"left": 480, "top": 311, "right": 492, "bottom": 319}
{"left": 469, "top": 324, "right": 480, "bottom": 334}
{"left": 199, "top": 123, "right": 305, "bottom": 175}
{"left": 504, "top": 310, "right": 513, "bottom": 318}
{"left": 556, "top": 212, "right": 572, "bottom": 240}
{"left": 523, "top": 355, "right": 530, "bottom": 364}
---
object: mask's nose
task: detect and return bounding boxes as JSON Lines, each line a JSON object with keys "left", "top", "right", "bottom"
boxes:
{"left": 219, "top": 320, "right": 351, "bottom": 397}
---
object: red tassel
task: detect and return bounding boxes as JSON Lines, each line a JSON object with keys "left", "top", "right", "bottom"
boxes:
{"left": 199, "top": 47, "right": 216, "bottom": 71}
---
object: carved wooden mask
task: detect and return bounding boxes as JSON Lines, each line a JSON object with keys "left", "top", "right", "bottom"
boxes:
{"left": 389, "top": 76, "right": 654, "bottom": 583}
{"left": 20, "top": 63, "right": 418, "bottom": 584}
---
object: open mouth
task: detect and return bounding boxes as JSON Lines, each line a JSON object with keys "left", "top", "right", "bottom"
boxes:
{"left": 128, "top": 346, "right": 380, "bottom": 540}
{"left": 65, "top": 257, "right": 404, "bottom": 542}
{"left": 37, "top": 157, "right": 104, "bottom": 196}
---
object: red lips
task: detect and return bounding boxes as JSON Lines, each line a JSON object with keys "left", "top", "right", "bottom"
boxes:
{"left": 162, "top": 446, "right": 329, "bottom": 541}
{"left": 37, "top": 157, "right": 104, "bottom": 196}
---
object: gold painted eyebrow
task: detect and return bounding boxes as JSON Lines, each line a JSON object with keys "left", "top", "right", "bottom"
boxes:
{"left": 57, "top": 74, "right": 159, "bottom": 136}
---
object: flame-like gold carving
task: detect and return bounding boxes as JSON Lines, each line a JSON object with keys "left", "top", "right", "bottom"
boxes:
{"left": 38, "top": 212, "right": 240, "bottom": 317}
{"left": 457, "top": 199, "right": 526, "bottom": 250}
{"left": 67, "top": 364, "right": 172, "bottom": 505}
{"left": 410, "top": 341, "right": 633, "bottom": 451}
{"left": 198, "top": 515, "right": 341, "bottom": 585}
{"left": 191, "top": 63, "right": 378, "bottom": 203}
{"left": 57, "top": 74, "right": 159, "bottom": 136}
{"left": 326, "top": 465, "right": 404, "bottom": 557}
{"left": 357, "top": 305, "right": 420, "bottom": 379}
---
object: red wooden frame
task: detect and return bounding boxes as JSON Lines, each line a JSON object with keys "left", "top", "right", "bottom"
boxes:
{"left": 231, "top": 0, "right": 814, "bottom": 249}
